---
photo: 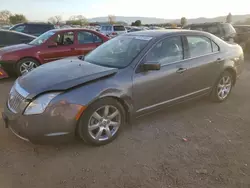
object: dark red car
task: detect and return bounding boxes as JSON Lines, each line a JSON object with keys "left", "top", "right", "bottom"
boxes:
{"left": 0, "top": 28, "right": 109, "bottom": 76}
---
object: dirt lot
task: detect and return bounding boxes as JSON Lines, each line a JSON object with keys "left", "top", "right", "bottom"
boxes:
{"left": 0, "top": 63, "right": 250, "bottom": 188}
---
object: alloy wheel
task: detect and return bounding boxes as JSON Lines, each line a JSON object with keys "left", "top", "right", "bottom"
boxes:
{"left": 88, "top": 105, "right": 121, "bottom": 141}
{"left": 217, "top": 75, "right": 232, "bottom": 100}
{"left": 20, "top": 61, "right": 38, "bottom": 75}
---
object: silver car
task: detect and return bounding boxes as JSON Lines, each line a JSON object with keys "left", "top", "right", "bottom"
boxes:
{"left": 2, "top": 30, "right": 244, "bottom": 146}
{"left": 100, "top": 25, "right": 127, "bottom": 38}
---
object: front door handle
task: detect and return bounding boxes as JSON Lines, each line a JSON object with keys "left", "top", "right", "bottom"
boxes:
{"left": 176, "top": 68, "right": 187, "bottom": 73}
{"left": 71, "top": 47, "right": 76, "bottom": 50}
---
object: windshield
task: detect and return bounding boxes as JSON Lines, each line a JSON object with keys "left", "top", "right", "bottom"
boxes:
{"left": 29, "top": 31, "right": 55, "bottom": 45}
{"left": 84, "top": 35, "right": 152, "bottom": 68}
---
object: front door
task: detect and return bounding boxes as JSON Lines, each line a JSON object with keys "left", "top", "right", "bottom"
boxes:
{"left": 39, "top": 31, "right": 78, "bottom": 63}
{"left": 75, "top": 31, "right": 103, "bottom": 56}
{"left": 133, "top": 36, "right": 193, "bottom": 114}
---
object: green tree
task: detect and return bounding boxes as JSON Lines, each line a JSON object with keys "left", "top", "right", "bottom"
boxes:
{"left": 226, "top": 13, "right": 232, "bottom": 23}
{"left": 180, "top": 17, "right": 187, "bottom": 27}
{"left": 9, "top": 14, "right": 27, "bottom": 24}
{"left": 0, "top": 10, "right": 12, "bottom": 24}
{"left": 68, "top": 15, "right": 88, "bottom": 26}
{"left": 134, "top": 20, "right": 142, "bottom": 26}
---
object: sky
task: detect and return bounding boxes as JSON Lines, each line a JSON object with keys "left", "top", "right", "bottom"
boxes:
{"left": 1, "top": 0, "right": 250, "bottom": 21}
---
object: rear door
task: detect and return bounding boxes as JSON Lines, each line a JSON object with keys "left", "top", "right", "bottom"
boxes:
{"left": 182, "top": 35, "right": 222, "bottom": 93}
{"left": 75, "top": 31, "right": 103, "bottom": 56}
{"left": 39, "top": 31, "right": 78, "bottom": 63}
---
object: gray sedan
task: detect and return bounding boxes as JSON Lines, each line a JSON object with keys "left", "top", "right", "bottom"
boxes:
{"left": 2, "top": 30, "right": 244, "bottom": 146}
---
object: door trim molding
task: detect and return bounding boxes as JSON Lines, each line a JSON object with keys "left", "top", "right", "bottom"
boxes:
{"left": 136, "top": 87, "right": 211, "bottom": 113}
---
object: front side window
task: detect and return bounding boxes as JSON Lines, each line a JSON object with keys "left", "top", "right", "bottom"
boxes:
{"left": 55, "top": 31, "right": 74, "bottom": 46}
{"left": 145, "top": 36, "right": 183, "bottom": 65}
{"left": 29, "top": 30, "right": 55, "bottom": 45}
{"left": 84, "top": 35, "right": 151, "bottom": 68}
{"left": 187, "top": 36, "right": 212, "bottom": 57}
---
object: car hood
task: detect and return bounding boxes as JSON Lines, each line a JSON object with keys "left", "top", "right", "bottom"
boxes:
{"left": 0, "top": 43, "right": 33, "bottom": 54}
{"left": 18, "top": 57, "right": 118, "bottom": 99}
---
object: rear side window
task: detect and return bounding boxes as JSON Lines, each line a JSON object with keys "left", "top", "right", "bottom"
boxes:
{"left": 146, "top": 36, "right": 183, "bottom": 65}
{"left": 187, "top": 36, "right": 212, "bottom": 57}
{"left": 78, "top": 31, "right": 103, "bottom": 44}
{"left": 78, "top": 31, "right": 94, "bottom": 44}
{"left": 114, "top": 26, "right": 125, "bottom": 31}
{"left": 11, "top": 25, "right": 26, "bottom": 32}
{"left": 212, "top": 41, "right": 219, "bottom": 52}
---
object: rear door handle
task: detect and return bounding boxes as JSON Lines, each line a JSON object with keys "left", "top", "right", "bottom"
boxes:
{"left": 71, "top": 47, "right": 76, "bottom": 50}
{"left": 176, "top": 68, "right": 187, "bottom": 73}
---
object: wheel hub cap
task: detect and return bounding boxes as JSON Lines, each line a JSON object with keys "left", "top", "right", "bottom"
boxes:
{"left": 217, "top": 75, "right": 232, "bottom": 100}
{"left": 88, "top": 105, "right": 121, "bottom": 141}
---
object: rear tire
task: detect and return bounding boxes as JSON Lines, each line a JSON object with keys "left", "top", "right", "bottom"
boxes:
{"left": 16, "top": 58, "right": 40, "bottom": 76}
{"left": 210, "top": 71, "right": 233, "bottom": 102}
{"left": 77, "top": 98, "right": 125, "bottom": 146}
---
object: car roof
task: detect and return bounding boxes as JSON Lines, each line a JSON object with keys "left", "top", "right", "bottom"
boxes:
{"left": 14, "top": 22, "right": 54, "bottom": 26}
{"left": 50, "top": 28, "right": 99, "bottom": 33}
{"left": 0, "top": 29, "right": 37, "bottom": 38}
{"left": 125, "top": 29, "right": 211, "bottom": 38}
{"left": 187, "top": 22, "right": 224, "bottom": 26}
{"left": 233, "top": 25, "right": 250, "bottom": 28}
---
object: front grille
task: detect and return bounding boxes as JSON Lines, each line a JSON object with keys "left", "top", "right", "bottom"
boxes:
{"left": 8, "top": 88, "right": 28, "bottom": 113}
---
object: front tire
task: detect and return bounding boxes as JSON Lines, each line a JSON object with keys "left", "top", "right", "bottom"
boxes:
{"left": 16, "top": 58, "right": 40, "bottom": 76}
{"left": 210, "top": 71, "right": 233, "bottom": 102}
{"left": 77, "top": 98, "right": 125, "bottom": 146}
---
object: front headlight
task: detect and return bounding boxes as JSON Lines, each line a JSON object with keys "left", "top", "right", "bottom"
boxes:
{"left": 24, "top": 92, "right": 61, "bottom": 115}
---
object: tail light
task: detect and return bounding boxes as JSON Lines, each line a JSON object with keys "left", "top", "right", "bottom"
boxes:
{"left": 112, "top": 32, "right": 117, "bottom": 35}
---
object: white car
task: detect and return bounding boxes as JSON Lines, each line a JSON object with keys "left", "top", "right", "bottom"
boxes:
{"left": 100, "top": 25, "right": 127, "bottom": 38}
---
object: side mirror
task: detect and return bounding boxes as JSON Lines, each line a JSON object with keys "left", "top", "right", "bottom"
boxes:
{"left": 140, "top": 62, "right": 161, "bottom": 71}
{"left": 78, "top": 55, "right": 85, "bottom": 60}
{"left": 48, "top": 42, "right": 58, "bottom": 48}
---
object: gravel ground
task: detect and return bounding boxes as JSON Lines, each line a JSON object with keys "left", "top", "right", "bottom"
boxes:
{"left": 0, "top": 63, "right": 250, "bottom": 188}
